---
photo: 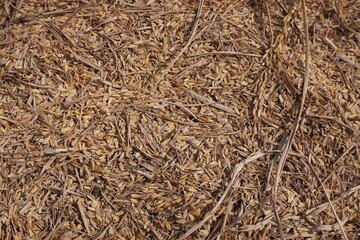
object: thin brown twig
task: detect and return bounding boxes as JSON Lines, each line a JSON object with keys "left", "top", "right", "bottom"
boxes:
{"left": 128, "top": 99, "right": 200, "bottom": 121}
{"left": 10, "top": 4, "right": 76, "bottom": 47}
{"left": 154, "top": 0, "right": 204, "bottom": 86}
{"left": 59, "top": 4, "right": 87, "bottom": 29}
{"left": 323, "top": 144, "right": 357, "bottom": 184}
{"left": 306, "top": 114, "right": 356, "bottom": 133}
{"left": 268, "top": 182, "right": 357, "bottom": 234}
{"left": 77, "top": 199, "right": 91, "bottom": 234}
{"left": 186, "top": 90, "right": 237, "bottom": 115}
{"left": 307, "top": 153, "right": 349, "bottom": 240}
{"left": 188, "top": 51, "right": 262, "bottom": 58}
{"left": 305, "top": 184, "right": 360, "bottom": 218}
{"left": 324, "top": 37, "right": 360, "bottom": 69}
{"left": 3, "top": 75, "right": 56, "bottom": 89}
{"left": 69, "top": 49, "right": 102, "bottom": 71}
{"left": 272, "top": 1, "right": 310, "bottom": 239}
{"left": 178, "top": 151, "right": 267, "bottom": 240}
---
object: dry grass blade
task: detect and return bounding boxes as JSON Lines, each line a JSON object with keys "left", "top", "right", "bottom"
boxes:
{"left": 69, "top": 49, "right": 102, "bottom": 71}
{"left": 128, "top": 99, "right": 200, "bottom": 121}
{"left": 178, "top": 151, "right": 267, "bottom": 240}
{"left": 307, "top": 153, "right": 349, "bottom": 240}
{"left": 186, "top": 90, "right": 237, "bottom": 115}
{"left": 239, "top": 213, "right": 274, "bottom": 231}
{"left": 3, "top": 74, "right": 56, "bottom": 89}
{"left": 77, "top": 199, "right": 91, "bottom": 234}
{"left": 10, "top": 4, "right": 76, "bottom": 47}
{"left": 95, "top": 224, "right": 111, "bottom": 240}
{"left": 39, "top": 157, "right": 56, "bottom": 176}
{"left": 305, "top": 184, "right": 360, "bottom": 217}
{"left": 311, "top": 219, "right": 349, "bottom": 231}
{"left": 272, "top": 1, "right": 310, "bottom": 239}
{"left": 306, "top": 114, "right": 358, "bottom": 134}
{"left": 154, "top": 0, "right": 204, "bottom": 86}
{"left": 284, "top": 183, "right": 360, "bottom": 221}
{"left": 0, "top": 148, "right": 72, "bottom": 158}
{"left": 266, "top": 133, "right": 289, "bottom": 191}
{"left": 60, "top": 4, "right": 87, "bottom": 28}
{"left": 189, "top": 51, "right": 262, "bottom": 58}
{"left": 324, "top": 37, "right": 360, "bottom": 69}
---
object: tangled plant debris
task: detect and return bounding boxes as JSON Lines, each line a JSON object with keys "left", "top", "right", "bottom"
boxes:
{"left": 0, "top": 0, "right": 359, "bottom": 239}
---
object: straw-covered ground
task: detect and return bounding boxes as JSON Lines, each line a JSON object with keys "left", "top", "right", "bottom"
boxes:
{"left": 0, "top": 0, "right": 359, "bottom": 239}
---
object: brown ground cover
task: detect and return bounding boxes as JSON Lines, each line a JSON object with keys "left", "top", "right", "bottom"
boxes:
{"left": 0, "top": 0, "right": 359, "bottom": 239}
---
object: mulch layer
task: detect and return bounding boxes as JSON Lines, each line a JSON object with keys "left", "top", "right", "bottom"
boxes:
{"left": 0, "top": 0, "right": 359, "bottom": 239}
